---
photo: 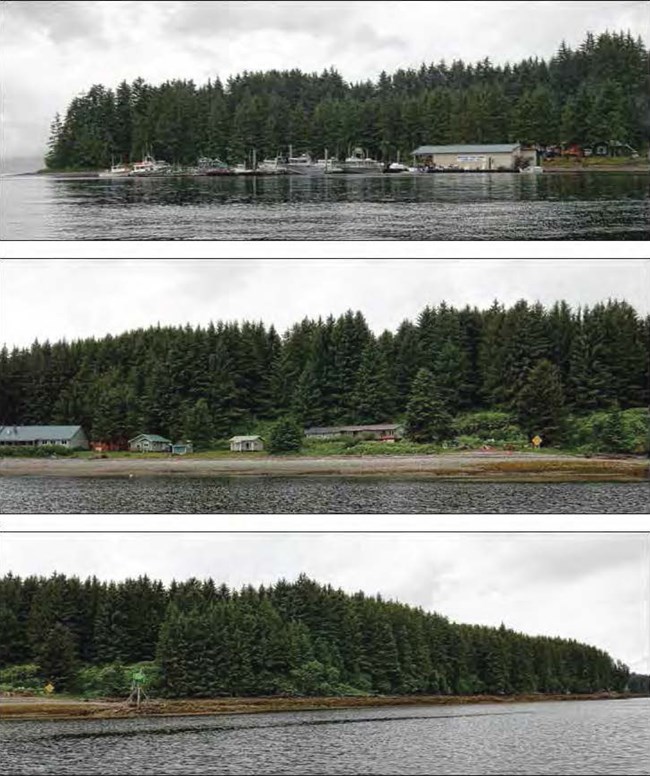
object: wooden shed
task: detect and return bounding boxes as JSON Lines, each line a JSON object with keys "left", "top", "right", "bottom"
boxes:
{"left": 230, "top": 435, "right": 264, "bottom": 452}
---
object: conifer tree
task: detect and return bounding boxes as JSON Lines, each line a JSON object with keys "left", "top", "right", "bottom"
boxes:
{"left": 268, "top": 415, "right": 303, "bottom": 454}
{"left": 516, "top": 359, "right": 566, "bottom": 445}
{"left": 405, "top": 369, "right": 453, "bottom": 443}
{"left": 37, "top": 624, "right": 79, "bottom": 692}
{"left": 181, "top": 398, "right": 213, "bottom": 450}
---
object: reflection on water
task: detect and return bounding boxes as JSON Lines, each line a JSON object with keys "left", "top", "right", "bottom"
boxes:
{"left": 1, "top": 476, "right": 648, "bottom": 513}
{"left": 1, "top": 172, "right": 648, "bottom": 239}
{"left": 1, "top": 699, "right": 648, "bottom": 775}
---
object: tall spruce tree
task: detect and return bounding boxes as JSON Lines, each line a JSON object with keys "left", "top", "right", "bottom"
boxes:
{"left": 516, "top": 359, "right": 566, "bottom": 445}
{"left": 405, "top": 369, "right": 453, "bottom": 443}
{"left": 37, "top": 624, "right": 79, "bottom": 692}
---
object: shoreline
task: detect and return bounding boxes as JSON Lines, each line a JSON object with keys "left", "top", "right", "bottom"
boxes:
{"left": 0, "top": 692, "right": 638, "bottom": 722}
{"left": 0, "top": 452, "right": 646, "bottom": 482}
{"left": 12, "top": 162, "right": 650, "bottom": 179}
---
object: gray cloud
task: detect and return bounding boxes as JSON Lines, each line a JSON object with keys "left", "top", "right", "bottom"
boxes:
{"left": 506, "top": 533, "right": 648, "bottom": 585}
{"left": 3, "top": 0, "right": 100, "bottom": 43}
{"left": 1, "top": 259, "right": 647, "bottom": 351}
{"left": 166, "top": 1, "right": 406, "bottom": 56}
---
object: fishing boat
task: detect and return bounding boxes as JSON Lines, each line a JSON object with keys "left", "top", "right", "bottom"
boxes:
{"left": 284, "top": 147, "right": 344, "bottom": 175}
{"left": 129, "top": 154, "right": 170, "bottom": 176}
{"left": 341, "top": 147, "right": 383, "bottom": 174}
{"left": 197, "top": 157, "right": 233, "bottom": 175}
{"left": 257, "top": 157, "right": 287, "bottom": 174}
{"left": 233, "top": 163, "right": 255, "bottom": 175}
{"left": 315, "top": 154, "right": 344, "bottom": 174}
{"left": 99, "top": 158, "right": 131, "bottom": 177}
{"left": 285, "top": 152, "right": 318, "bottom": 175}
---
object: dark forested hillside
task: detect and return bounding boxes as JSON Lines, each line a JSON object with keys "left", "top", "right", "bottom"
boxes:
{"left": 1, "top": 299, "right": 648, "bottom": 446}
{"left": 0, "top": 574, "right": 630, "bottom": 696}
{"left": 44, "top": 31, "right": 649, "bottom": 169}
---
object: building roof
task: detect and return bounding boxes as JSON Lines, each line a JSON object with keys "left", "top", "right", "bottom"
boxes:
{"left": 412, "top": 144, "right": 520, "bottom": 155}
{"left": 129, "top": 433, "right": 172, "bottom": 443}
{"left": 0, "top": 425, "right": 83, "bottom": 442}
{"left": 230, "top": 435, "right": 263, "bottom": 442}
{"left": 305, "top": 424, "right": 403, "bottom": 434}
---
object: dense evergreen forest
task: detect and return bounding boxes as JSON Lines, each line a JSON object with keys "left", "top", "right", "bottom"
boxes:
{"left": 44, "top": 30, "right": 649, "bottom": 169}
{"left": 1, "top": 299, "right": 648, "bottom": 449}
{"left": 0, "top": 574, "right": 631, "bottom": 697}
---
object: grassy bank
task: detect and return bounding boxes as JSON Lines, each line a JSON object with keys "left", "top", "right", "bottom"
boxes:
{"left": 0, "top": 691, "right": 637, "bottom": 721}
{"left": 542, "top": 157, "right": 649, "bottom": 172}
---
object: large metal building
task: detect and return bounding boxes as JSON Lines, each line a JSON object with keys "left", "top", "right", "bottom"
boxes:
{"left": 412, "top": 143, "right": 536, "bottom": 171}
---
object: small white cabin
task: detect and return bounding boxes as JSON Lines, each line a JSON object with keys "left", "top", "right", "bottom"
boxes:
{"left": 230, "top": 435, "right": 264, "bottom": 452}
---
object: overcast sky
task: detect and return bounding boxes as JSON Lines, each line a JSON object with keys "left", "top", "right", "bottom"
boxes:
{"left": 0, "top": 259, "right": 647, "bottom": 349}
{"left": 1, "top": 0, "right": 648, "bottom": 160}
{"left": 1, "top": 532, "right": 648, "bottom": 672}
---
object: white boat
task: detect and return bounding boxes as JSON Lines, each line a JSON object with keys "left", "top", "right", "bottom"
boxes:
{"left": 129, "top": 154, "right": 170, "bottom": 176}
{"left": 99, "top": 158, "right": 131, "bottom": 177}
{"left": 341, "top": 147, "right": 383, "bottom": 174}
{"left": 257, "top": 157, "right": 287, "bottom": 174}
{"left": 315, "top": 156, "right": 344, "bottom": 174}
{"left": 385, "top": 161, "right": 411, "bottom": 173}
{"left": 285, "top": 152, "right": 319, "bottom": 175}
{"left": 520, "top": 165, "right": 544, "bottom": 174}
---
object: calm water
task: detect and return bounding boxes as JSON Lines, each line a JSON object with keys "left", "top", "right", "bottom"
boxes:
{"left": 1, "top": 699, "right": 648, "bottom": 775}
{"left": 1, "top": 172, "right": 648, "bottom": 240}
{"left": 1, "top": 477, "right": 648, "bottom": 513}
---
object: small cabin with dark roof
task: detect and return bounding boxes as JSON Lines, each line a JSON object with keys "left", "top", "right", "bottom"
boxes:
{"left": 304, "top": 424, "right": 404, "bottom": 441}
{"left": 172, "top": 441, "right": 193, "bottom": 455}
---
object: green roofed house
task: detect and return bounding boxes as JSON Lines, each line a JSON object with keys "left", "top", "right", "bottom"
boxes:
{"left": 128, "top": 433, "right": 172, "bottom": 453}
{"left": 0, "top": 425, "right": 89, "bottom": 449}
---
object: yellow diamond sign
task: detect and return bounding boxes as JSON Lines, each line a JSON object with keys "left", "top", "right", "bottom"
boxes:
{"left": 532, "top": 435, "right": 542, "bottom": 448}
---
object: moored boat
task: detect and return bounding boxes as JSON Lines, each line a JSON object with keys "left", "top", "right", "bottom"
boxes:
{"left": 285, "top": 152, "right": 318, "bottom": 175}
{"left": 257, "top": 157, "right": 288, "bottom": 174}
{"left": 384, "top": 161, "right": 410, "bottom": 173}
{"left": 129, "top": 154, "right": 170, "bottom": 176}
{"left": 99, "top": 158, "right": 131, "bottom": 177}
{"left": 341, "top": 147, "right": 383, "bottom": 174}
{"left": 197, "top": 157, "right": 233, "bottom": 175}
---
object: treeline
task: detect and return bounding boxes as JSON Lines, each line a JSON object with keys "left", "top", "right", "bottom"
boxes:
{"left": 0, "top": 299, "right": 648, "bottom": 448}
{"left": 44, "top": 31, "right": 649, "bottom": 169}
{"left": 628, "top": 673, "right": 650, "bottom": 694}
{"left": 0, "top": 574, "right": 630, "bottom": 697}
